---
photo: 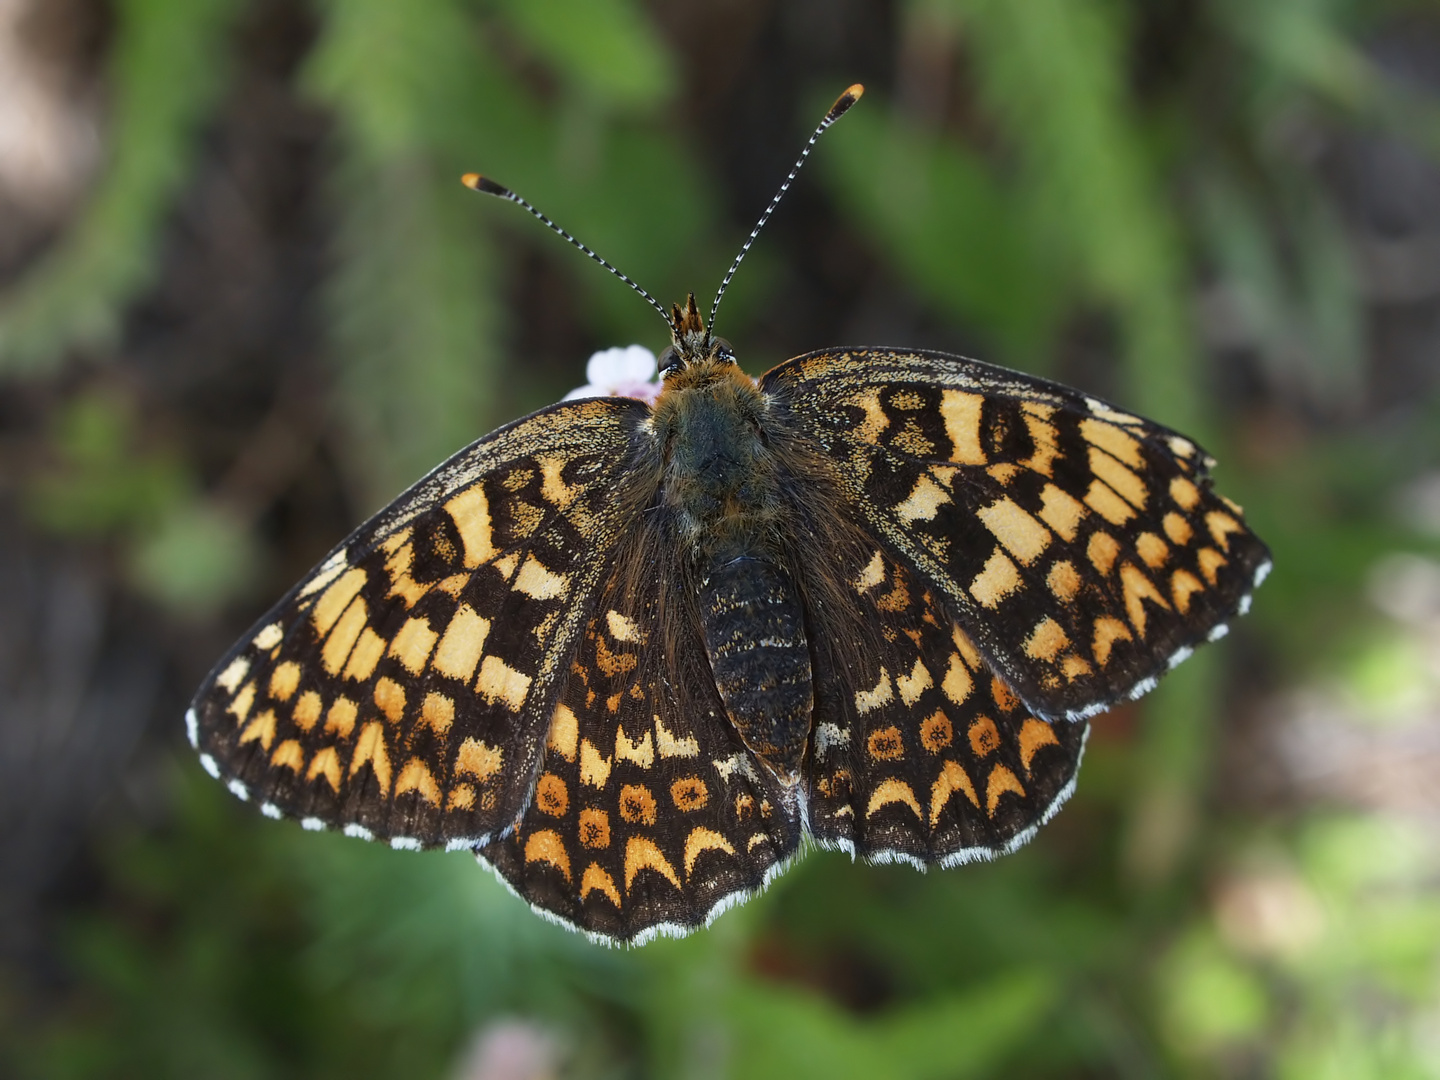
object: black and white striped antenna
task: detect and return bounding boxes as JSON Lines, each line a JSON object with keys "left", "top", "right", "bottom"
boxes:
{"left": 461, "top": 172, "right": 672, "bottom": 327}
{"left": 463, "top": 83, "right": 865, "bottom": 345}
{"left": 707, "top": 84, "right": 864, "bottom": 340}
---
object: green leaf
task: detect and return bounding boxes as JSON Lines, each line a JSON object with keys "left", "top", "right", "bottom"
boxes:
{"left": 822, "top": 99, "right": 1064, "bottom": 366}
{"left": 722, "top": 970, "right": 1058, "bottom": 1080}
{"left": 305, "top": 0, "right": 505, "bottom": 503}
{"left": 931, "top": 0, "right": 1197, "bottom": 425}
{"left": 0, "top": 0, "right": 245, "bottom": 372}
{"left": 128, "top": 501, "right": 261, "bottom": 614}
{"left": 492, "top": 0, "right": 676, "bottom": 111}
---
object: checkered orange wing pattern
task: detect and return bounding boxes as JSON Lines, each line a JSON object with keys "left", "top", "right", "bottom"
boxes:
{"left": 805, "top": 545, "right": 1087, "bottom": 865}
{"left": 765, "top": 348, "right": 1271, "bottom": 723}
{"left": 188, "top": 398, "right": 650, "bottom": 851}
{"left": 478, "top": 569, "right": 800, "bottom": 942}
{"left": 190, "top": 339, "right": 1269, "bottom": 944}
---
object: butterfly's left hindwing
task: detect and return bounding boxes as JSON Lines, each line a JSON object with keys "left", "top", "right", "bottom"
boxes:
{"left": 189, "top": 398, "right": 651, "bottom": 849}
{"left": 479, "top": 562, "right": 800, "bottom": 943}
{"left": 765, "top": 348, "right": 1272, "bottom": 722}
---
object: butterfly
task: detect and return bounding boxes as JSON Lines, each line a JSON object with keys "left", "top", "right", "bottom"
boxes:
{"left": 188, "top": 85, "right": 1270, "bottom": 944}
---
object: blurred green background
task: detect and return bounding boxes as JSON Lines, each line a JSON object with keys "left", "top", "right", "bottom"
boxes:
{"left": 3, "top": 0, "right": 1440, "bottom": 1077}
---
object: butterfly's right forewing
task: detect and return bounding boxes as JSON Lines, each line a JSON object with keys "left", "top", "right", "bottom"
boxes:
{"left": 767, "top": 348, "right": 1271, "bottom": 723}
{"left": 189, "top": 397, "right": 653, "bottom": 850}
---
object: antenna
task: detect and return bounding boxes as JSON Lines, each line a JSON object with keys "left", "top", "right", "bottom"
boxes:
{"left": 707, "top": 83, "right": 864, "bottom": 339}
{"left": 461, "top": 173, "right": 672, "bottom": 328}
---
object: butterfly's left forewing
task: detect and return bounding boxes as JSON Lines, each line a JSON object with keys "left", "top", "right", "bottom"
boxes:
{"left": 766, "top": 348, "right": 1271, "bottom": 722}
{"left": 189, "top": 398, "right": 652, "bottom": 849}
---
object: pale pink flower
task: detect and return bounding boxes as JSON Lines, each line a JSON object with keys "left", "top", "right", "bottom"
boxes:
{"left": 563, "top": 345, "right": 662, "bottom": 405}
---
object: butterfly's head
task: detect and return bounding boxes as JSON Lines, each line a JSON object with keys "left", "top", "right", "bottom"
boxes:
{"left": 659, "top": 292, "right": 735, "bottom": 375}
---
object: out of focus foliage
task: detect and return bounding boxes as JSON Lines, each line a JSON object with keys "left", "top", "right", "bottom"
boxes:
{"left": 3, "top": 0, "right": 1440, "bottom": 1078}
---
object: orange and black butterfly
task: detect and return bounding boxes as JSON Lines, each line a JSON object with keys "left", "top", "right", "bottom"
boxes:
{"left": 189, "top": 86, "right": 1269, "bottom": 944}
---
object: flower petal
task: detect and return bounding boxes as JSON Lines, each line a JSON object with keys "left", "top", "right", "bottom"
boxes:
{"left": 562, "top": 385, "right": 605, "bottom": 401}
{"left": 586, "top": 345, "right": 657, "bottom": 387}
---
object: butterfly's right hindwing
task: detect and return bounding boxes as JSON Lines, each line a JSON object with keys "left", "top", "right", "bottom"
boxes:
{"left": 189, "top": 397, "right": 653, "bottom": 850}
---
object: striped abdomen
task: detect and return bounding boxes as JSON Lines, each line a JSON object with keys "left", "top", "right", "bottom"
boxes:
{"left": 698, "top": 553, "right": 813, "bottom": 783}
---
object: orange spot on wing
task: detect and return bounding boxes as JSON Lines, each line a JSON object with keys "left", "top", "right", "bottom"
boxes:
{"left": 920, "top": 711, "right": 953, "bottom": 752}
{"left": 968, "top": 716, "right": 1001, "bottom": 757}
{"left": 1120, "top": 562, "right": 1170, "bottom": 637}
{"left": 547, "top": 703, "right": 579, "bottom": 761}
{"left": 268, "top": 661, "right": 301, "bottom": 702}
{"left": 307, "top": 746, "right": 341, "bottom": 792}
{"left": 940, "top": 390, "right": 986, "bottom": 464}
{"left": 867, "top": 726, "right": 905, "bottom": 761}
{"left": 1163, "top": 511, "right": 1193, "bottom": 546}
{"left": 985, "top": 765, "right": 1026, "bottom": 816}
{"left": 970, "top": 548, "right": 1021, "bottom": 608}
{"left": 1092, "top": 616, "right": 1132, "bottom": 666}
{"left": 239, "top": 709, "right": 278, "bottom": 751}
{"left": 454, "top": 737, "right": 502, "bottom": 781}
{"left": 395, "top": 758, "right": 441, "bottom": 807}
{"left": 683, "top": 827, "right": 737, "bottom": 876}
{"left": 623, "top": 837, "right": 681, "bottom": 891}
{"left": 991, "top": 678, "right": 1020, "bottom": 712}
{"left": 1023, "top": 617, "right": 1070, "bottom": 662}
{"left": 432, "top": 605, "right": 491, "bottom": 683}
{"left": 535, "top": 772, "right": 569, "bottom": 816}
{"left": 865, "top": 778, "right": 923, "bottom": 821}
{"left": 619, "top": 784, "right": 657, "bottom": 825}
{"left": 670, "top": 776, "right": 708, "bottom": 811}
{"left": 227, "top": 681, "right": 256, "bottom": 724}
{"left": 349, "top": 722, "right": 392, "bottom": 794}
{"left": 594, "top": 632, "right": 637, "bottom": 676}
{"left": 342, "top": 627, "right": 386, "bottom": 682}
{"left": 1079, "top": 418, "right": 1144, "bottom": 467}
{"left": 1197, "top": 546, "right": 1228, "bottom": 584}
{"left": 578, "top": 808, "right": 610, "bottom": 848}
{"left": 311, "top": 568, "right": 366, "bottom": 636}
{"left": 321, "top": 597, "right": 367, "bottom": 676}
{"left": 292, "top": 690, "right": 322, "bottom": 731}
{"left": 1087, "top": 531, "right": 1121, "bottom": 576}
{"left": 941, "top": 653, "right": 973, "bottom": 705}
{"left": 1037, "top": 484, "right": 1087, "bottom": 542}
{"left": 1136, "top": 532, "right": 1169, "bottom": 569}
{"left": 476, "top": 655, "right": 531, "bottom": 712}
{"left": 930, "top": 761, "right": 981, "bottom": 824}
{"left": 389, "top": 616, "right": 438, "bottom": 675}
{"left": 1171, "top": 568, "right": 1204, "bottom": 614}
{"left": 977, "top": 497, "right": 1052, "bottom": 565}
{"left": 383, "top": 542, "right": 430, "bottom": 607}
{"left": 1170, "top": 475, "right": 1200, "bottom": 510}
{"left": 1085, "top": 476, "right": 1136, "bottom": 525}
{"left": 580, "top": 863, "right": 622, "bottom": 907}
{"left": 524, "top": 829, "right": 571, "bottom": 883}
{"left": 419, "top": 692, "right": 454, "bottom": 736}
{"left": 325, "top": 697, "right": 357, "bottom": 738}
{"left": 373, "top": 677, "right": 406, "bottom": 722}
{"left": 580, "top": 739, "right": 612, "bottom": 788}
{"left": 1206, "top": 511, "right": 1244, "bottom": 552}
{"left": 444, "top": 485, "right": 496, "bottom": 567}
{"left": 271, "top": 739, "right": 304, "bottom": 772}
{"left": 1017, "top": 719, "right": 1060, "bottom": 772}
{"left": 1047, "top": 560, "right": 1081, "bottom": 603}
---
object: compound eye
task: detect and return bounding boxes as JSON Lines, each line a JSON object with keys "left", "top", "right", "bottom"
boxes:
{"left": 657, "top": 345, "right": 682, "bottom": 374}
{"left": 712, "top": 337, "right": 735, "bottom": 362}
